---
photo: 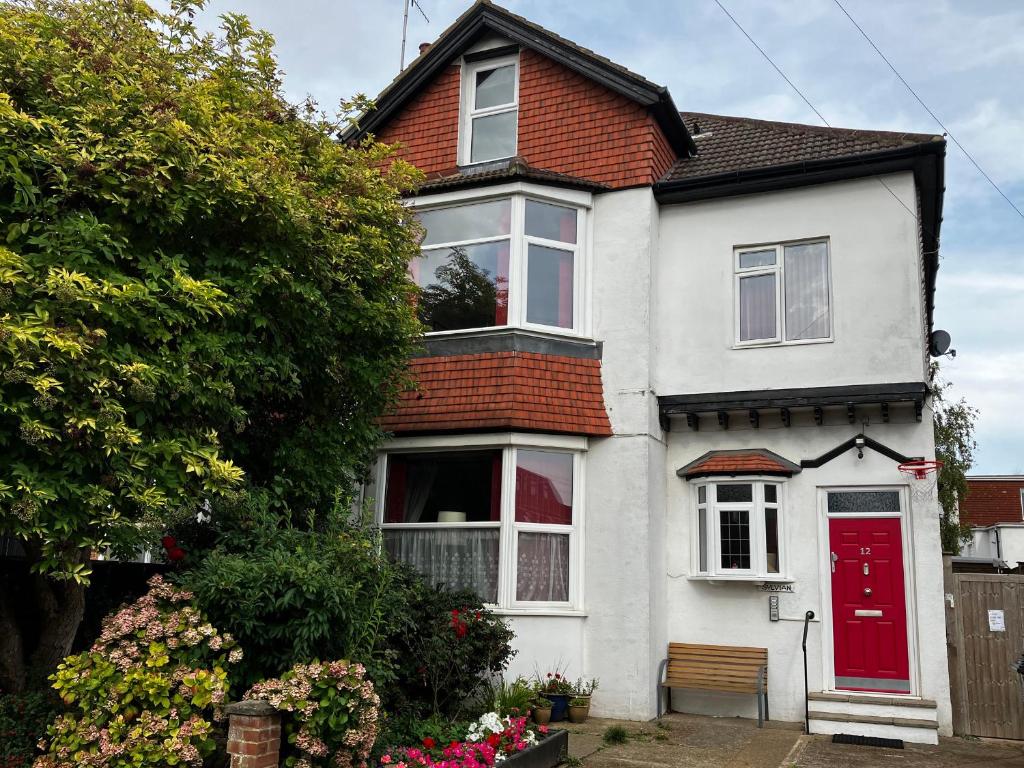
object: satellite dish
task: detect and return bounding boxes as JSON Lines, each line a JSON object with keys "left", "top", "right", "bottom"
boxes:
{"left": 929, "top": 329, "right": 952, "bottom": 357}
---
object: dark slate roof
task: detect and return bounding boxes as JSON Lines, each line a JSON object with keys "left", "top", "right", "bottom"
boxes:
{"left": 665, "top": 112, "right": 941, "bottom": 182}
{"left": 416, "top": 157, "right": 609, "bottom": 194}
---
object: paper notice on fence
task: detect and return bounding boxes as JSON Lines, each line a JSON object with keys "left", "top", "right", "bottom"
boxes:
{"left": 988, "top": 609, "right": 1006, "bottom": 632}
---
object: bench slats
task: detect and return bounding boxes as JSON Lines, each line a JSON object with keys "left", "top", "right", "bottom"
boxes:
{"left": 669, "top": 642, "right": 767, "bottom": 655}
{"left": 660, "top": 642, "right": 769, "bottom": 726}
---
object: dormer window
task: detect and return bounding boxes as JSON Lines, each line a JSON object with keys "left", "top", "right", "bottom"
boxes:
{"left": 461, "top": 55, "right": 519, "bottom": 165}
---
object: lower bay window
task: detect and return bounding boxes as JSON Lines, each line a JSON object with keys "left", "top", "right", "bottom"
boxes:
{"left": 693, "top": 479, "right": 785, "bottom": 579}
{"left": 379, "top": 441, "right": 582, "bottom": 610}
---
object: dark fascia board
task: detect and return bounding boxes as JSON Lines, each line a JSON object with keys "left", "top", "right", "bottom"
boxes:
{"left": 800, "top": 433, "right": 922, "bottom": 469}
{"left": 655, "top": 140, "right": 946, "bottom": 334}
{"left": 676, "top": 448, "right": 802, "bottom": 479}
{"left": 658, "top": 382, "right": 928, "bottom": 416}
{"left": 345, "top": 4, "right": 696, "bottom": 157}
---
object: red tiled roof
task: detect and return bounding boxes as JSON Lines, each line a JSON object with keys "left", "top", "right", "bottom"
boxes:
{"left": 960, "top": 479, "right": 1024, "bottom": 527}
{"left": 678, "top": 449, "right": 801, "bottom": 479}
{"left": 664, "top": 112, "right": 940, "bottom": 182}
{"left": 380, "top": 351, "right": 612, "bottom": 437}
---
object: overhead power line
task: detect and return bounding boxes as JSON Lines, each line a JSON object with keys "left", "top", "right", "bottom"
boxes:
{"left": 710, "top": 0, "right": 925, "bottom": 232}
{"left": 832, "top": 0, "right": 1023, "bottom": 221}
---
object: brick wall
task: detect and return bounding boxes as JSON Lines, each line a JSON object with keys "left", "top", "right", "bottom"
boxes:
{"left": 374, "top": 48, "right": 677, "bottom": 188}
{"left": 961, "top": 480, "right": 1024, "bottom": 527}
{"left": 225, "top": 701, "right": 281, "bottom": 768}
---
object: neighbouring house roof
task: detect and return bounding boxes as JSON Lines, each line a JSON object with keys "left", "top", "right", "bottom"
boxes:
{"left": 417, "top": 157, "right": 609, "bottom": 194}
{"left": 344, "top": 0, "right": 695, "bottom": 157}
{"left": 379, "top": 351, "right": 612, "bottom": 437}
{"left": 676, "top": 449, "right": 802, "bottom": 479}
{"left": 960, "top": 477, "right": 1024, "bottom": 528}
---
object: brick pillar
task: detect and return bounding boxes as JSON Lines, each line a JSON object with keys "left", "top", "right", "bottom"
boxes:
{"left": 225, "top": 700, "right": 281, "bottom": 768}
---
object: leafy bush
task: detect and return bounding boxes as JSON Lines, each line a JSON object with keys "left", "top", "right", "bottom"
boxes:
{"left": 603, "top": 725, "right": 629, "bottom": 745}
{"left": 488, "top": 677, "right": 535, "bottom": 718}
{"left": 176, "top": 500, "right": 406, "bottom": 691}
{"left": 35, "top": 576, "right": 242, "bottom": 768}
{"left": 245, "top": 660, "right": 379, "bottom": 768}
{"left": 0, "top": 688, "right": 60, "bottom": 768}
{"left": 389, "top": 576, "right": 515, "bottom": 721}
{"left": 177, "top": 502, "right": 516, "bottom": 721}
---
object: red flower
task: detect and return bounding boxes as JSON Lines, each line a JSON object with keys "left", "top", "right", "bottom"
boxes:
{"left": 539, "top": 725, "right": 549, "bottom": 734}
{"left": 487, "top": 733, "right": 501, "bottom": 748}
{"left": 554, "top": 673, "right": 561, "bottom": 680}
{"left": 455, "top": 623, "right": 467, "bottom": 639}
{"left": 546, "top": 673, "right": 553, "bottom": 678}
{"left": 449, "top": 741, "right": 459, "bottom": 749}
{"left": 475, "top": 611, "right": 482, "bottom": 621}
{"left": 166, "top": 547, "right": 186, "bottom": 562}
{"left": 160, "top": 535, "right": 176, "bottom": 549}
{"left": 422, "top": 737, "right": 436, "bottom": 749}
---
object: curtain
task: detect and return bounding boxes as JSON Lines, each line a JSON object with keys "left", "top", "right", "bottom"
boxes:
{"left": 516, "top": 532, "right": 569, "bottom": 602}
{"left": 738, "top": 273, "right": 776, "bottom": 341}
{"left": 403, "top": 463, "right": 438, "bottom": 523}
{"left": 384, "top": 528, "right": 500, "bottom": 603}
{"left": 784, "top": 243, "right": 829, "bottom": 340}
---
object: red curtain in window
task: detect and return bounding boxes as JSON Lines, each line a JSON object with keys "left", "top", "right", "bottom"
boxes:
{"left": 384, "top": 459, "right": 407, "bottom": 523}
{"left": 558, "top": 253, "right": 572, "bottom": 328}
{"left": 490, "top": 453, "right": 502, "bottom": 521}
{"left": 495, "top": 243, "right": 510, "bottom": 325}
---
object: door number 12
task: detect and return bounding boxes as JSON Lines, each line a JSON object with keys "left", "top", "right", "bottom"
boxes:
{"left": 860, "top": 547, "right": 872, "bottom": 555}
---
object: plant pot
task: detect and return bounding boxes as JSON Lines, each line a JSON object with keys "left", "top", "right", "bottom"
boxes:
{"left": 567, "top": 704, "right": 589, "bottom": 723}
{"left": 532, "top": 706, "right": 552, "bottom": 725}
{"left": 546, "top": 694, "right": 569, "bottom": 722}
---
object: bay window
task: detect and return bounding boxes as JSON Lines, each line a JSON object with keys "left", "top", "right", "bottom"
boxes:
{"left": 412, "top": 194, "right": 584, "bottom": 334}
{"left": 693, "top": 480, "right": 785, "bottom": 579}
{"left": 380, "top": 442, "right": 582, "bottom": 610}
{"left": 735, "top": 239, "right": 831, "bottom": 345}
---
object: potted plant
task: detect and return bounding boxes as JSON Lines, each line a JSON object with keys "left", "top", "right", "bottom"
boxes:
{"left": 532, "top": 696, "right": 553, "bottom": 725}
{"left": 567, "top": 696, "right": 590, "bottom": 723}
{"left": 537, "top": 671, "right": 575, "bottom": 721}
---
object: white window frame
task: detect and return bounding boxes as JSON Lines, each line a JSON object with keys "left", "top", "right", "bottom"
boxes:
{"left": 691, "top": 478, "right": 788, "bottom": 581}
{"left": 409, "top": 185, "right": 590, "bottom": 337}
{"left": 375, "top": 433, "right": 586, "bottom": 614}
{"left": 459, "top": 54, "right": 519, "bottom": 166}
{"left": 733, "top": 238, "right": 833, "bottom": 348}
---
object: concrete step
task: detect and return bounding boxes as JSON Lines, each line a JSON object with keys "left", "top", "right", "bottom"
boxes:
{"left": 808, "top": 709, "right": 939, "bottom": 746}
{"left": 807, "top": 692, "right": 938, "bottom": 721}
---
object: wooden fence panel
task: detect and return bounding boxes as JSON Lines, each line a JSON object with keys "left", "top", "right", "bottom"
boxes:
{"left": 954, "top": 573, "right": 1024, "bottom": 739}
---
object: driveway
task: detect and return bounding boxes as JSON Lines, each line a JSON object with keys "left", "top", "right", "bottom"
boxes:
{"left": 562, "top": 714, "right": 1024, "bottom": 768}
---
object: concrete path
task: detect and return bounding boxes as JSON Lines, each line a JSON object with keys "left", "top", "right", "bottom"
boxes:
{"left": 560, "top": 713, "right": 1024, "bottom": 768}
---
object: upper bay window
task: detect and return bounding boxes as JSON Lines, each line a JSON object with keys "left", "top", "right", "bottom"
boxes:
{"left": 693, "top": 480, "right": 784, "bottom": 579}
{"left": 461, "top": 56, "right": 519, "bottom": 165}
{"left": 412, "top": 194, "right": 583, "bottom": 334}
{"left": 735, "top": 239, "right": 831, "bottom": 346}
{"left": 380, "top": 442, "right": 582, "bottom": 610}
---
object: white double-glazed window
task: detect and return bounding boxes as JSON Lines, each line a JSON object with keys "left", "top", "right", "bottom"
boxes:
{"left": 412, "top": 193, "right": 584, "bottom": 334}
{"left": 735, "top": 239, "right": 831, "bottom": 345}
{"left": 460, "top": 55, "right": 519, "bottom": 165}
{"left": 693, "top": 480, "right": 784, "bottom": 579}
{"left": 379, "top": 441, "right": 583, "bottom": 610}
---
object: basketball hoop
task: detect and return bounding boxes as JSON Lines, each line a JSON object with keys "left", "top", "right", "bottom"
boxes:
{"left": 898, "top": 460, "right": 943, "bottom": 502}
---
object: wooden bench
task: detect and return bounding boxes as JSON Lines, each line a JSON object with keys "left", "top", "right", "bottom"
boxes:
{"left": 657, "top": 643, "right": 769, "bottom": 726}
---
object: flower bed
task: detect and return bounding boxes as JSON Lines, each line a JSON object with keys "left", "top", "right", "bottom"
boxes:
{"left": 380, "top": 713, "right": 565, "bottom": 768}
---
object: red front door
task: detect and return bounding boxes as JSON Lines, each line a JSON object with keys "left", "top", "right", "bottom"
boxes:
{"left": 829, "top": 516, "right": 910, "bottom": 693}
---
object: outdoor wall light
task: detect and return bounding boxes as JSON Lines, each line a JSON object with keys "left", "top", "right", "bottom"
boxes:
{"left": 855, "top": 435, "right": 866, "bottom": 459}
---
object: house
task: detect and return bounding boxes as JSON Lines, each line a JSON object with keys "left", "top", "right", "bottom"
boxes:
{"left": 958, "top": 476, "right": 1024, "bottom": 571}
{"left": 352, "top": 0, "right": 951, "bottom": 743}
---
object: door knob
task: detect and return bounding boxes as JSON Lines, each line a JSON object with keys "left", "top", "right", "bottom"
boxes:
{"left": 863, "top": 587, "right": 872, "bottom": 597}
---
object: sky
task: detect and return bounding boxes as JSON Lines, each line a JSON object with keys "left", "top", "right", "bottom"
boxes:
{"left": 161, "top": 0, "right": 1023, "bottom": 474}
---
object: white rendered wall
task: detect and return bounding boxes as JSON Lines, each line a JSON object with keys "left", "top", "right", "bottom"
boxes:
{"left": 662, "top": 412, "right": 952, "bottom": 735}
{"left": 654, "top": 173, "right": 927, "bottom": 394}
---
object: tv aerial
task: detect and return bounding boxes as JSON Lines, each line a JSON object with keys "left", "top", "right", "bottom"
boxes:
{"left": 400, "top": 0, "right": 430, "bottom": 71}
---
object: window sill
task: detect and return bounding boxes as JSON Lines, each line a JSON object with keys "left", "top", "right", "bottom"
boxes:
{"left": 488, "top": 608, "right": 586, "bottom": 618}
{"left": 688, "top": 575, "right": 794, "bottom": 584}
{"left": 732, "top": 338, "right": 834, "bottom": 350}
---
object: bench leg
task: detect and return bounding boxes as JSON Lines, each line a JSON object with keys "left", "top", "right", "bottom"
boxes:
{"left": 756, "top": 667, "right": 765, "bottom": 728}
{"left": 656, "top": 658, "right": 669, "bottom": 718}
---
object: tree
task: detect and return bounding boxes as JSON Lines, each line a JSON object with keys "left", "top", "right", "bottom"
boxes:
{"left": 932, "top": 364, "right": 979, "bottom": 554}
{"left": 0, "top": 0, "right": 422, "bottom": 692}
